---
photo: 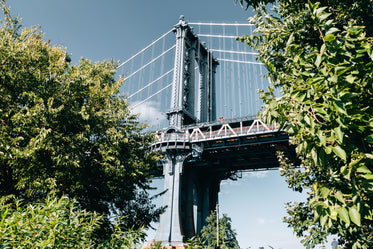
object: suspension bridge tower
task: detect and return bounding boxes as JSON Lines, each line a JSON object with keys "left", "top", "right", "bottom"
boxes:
{"left": 140, "top": 16, "right": 297, "bottom": 248}
{"left": 154, "top": 16, "right": 220, "bottom": 247}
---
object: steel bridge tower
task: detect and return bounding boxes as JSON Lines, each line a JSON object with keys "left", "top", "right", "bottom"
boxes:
{"left": 155, "top": 16, "right": 219, "bottom": 246}
{"left": 151, "top": 16, "right": 296, "bottom": 248}
{"left": 166, "top": 16, "right": 218, "bottom": 127}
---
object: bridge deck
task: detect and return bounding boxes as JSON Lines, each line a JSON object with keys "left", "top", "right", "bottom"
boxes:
{"left": 153, "top": 117, "right": 279, "bottom": 143}
{"left": 151, "top": 118, "right": 297, "bottom": 173}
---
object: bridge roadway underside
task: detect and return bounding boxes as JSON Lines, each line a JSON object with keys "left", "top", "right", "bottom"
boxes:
{"left": 193, "top": 132, "right": 294, "bottom": 171}
{"left": 151, "top": 126, "right": 298, "bottom": 247}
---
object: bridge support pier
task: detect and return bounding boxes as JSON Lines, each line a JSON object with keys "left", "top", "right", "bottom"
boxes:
{"left": 193, "top": 170, "right": 220, "bottom": 234}
{"left": 154, "top": 150, "right": 221, "bottom": 246}
{"left": 154, "top": 151, "right": 186, "bottom": 246}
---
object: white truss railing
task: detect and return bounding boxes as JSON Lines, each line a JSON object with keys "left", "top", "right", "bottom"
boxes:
{"left": 155, "top": 119, "right": 279, "bottom": 144}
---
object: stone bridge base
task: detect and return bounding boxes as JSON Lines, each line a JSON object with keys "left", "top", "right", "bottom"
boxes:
{"left": 144, "top": 241, "right": 187, "bottom": 249}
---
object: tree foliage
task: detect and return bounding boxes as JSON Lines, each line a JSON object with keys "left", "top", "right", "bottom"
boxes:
{"left": 200, "top": 212, "right": 240, "bottom": 249}
{"left": 0, "top": 1, "right": 162, "bottom": 239}
{"left": 0, "top": 194, "right": 99, "bottom": 248}
{"left": 0, "top": 193, "right": 144, "bottom": 248}
{"left": 237, "top": 0, "right": 373, "bottom": 248}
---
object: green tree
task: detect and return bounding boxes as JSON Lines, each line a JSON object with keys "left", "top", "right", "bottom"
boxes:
{"left": 235, "top": 0, "right": 373, "bottom": 248}
{"left": 201, "top": 212, "right": 240, "bottom": 249}
{"left": 0, "top": 1, "right": 162, "bottom": 239}
{"left": 0, "top": 193, "right": 144, "bottom": 248}
{"left": 0, "top": 193, "right": 100, "bottom": 248}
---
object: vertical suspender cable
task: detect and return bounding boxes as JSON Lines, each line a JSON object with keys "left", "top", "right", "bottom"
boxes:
{"left": 259, "top": 61, "right": 264, "bottom": 114}
{"left": 209, "top": 23, "right": 213, "bottom": 121}
{"left": 243, "top": 35, "right": 249, "bottom": 116}
{"left": 247, "top": 26, "right": 252, "bottom": 116}
{"left": 160, "top": 35, "right": 166, "bottom": 116}
{"left": 255, "top": 58, "right": 259, "bottom": 115}
{"left": 194, "top": 26, "right": 199, "bottom": 121}
{"left": 223, "top": 25, "right": 227, "bottom": 118}
{"left": 236, "top": 23, "right": 242, "bottom": 118}
{"left": 218, "top": 26, "right": 222, "bottom": 119}
{"left": 206, "top": 24, "right": 209, "bottom": 122}
{"left": 230, "top": 29, "right": 235, "bottom": 118}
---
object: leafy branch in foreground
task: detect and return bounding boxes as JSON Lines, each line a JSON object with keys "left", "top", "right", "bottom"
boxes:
{"left": 0, "top": 193, "right": 144, "bottom": 248}
{"left": 237, "top": 0, "right": 373, "bottom": 248}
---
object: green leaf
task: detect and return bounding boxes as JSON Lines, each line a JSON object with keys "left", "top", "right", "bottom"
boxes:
{"left": 333, "top": 146, "right": 346, "bottom": 160}
{"left": 320, "top": 214, "right": 328, "bottom": 227}
{"left": 334, "top": 126, "right": 343, "bottom": 144}
{"left": 320, "top": 187, "right": 330, "bottom": 198}
{"left": 315, "top": 54, "right": 322, "bottom": 67}
{"left": 325, "top": 27, "right": 339, "bottom": 35}
{"left": 311, "top": 148, "right": 318, "bottom": 164}
{"left": 338, "top": 207, "right": 350, "bottom": 227}
{"left": 324, "top": 34, "right": 336, "bottom": 42}
{"left": 320, "top": 43, "right": 326, "bottom": 55}
{"left": 286, "top": 32, "right": 294, "bottom": 48}
{"left": 317, "top": 130, "right": 326, "bottom": 146}
{"left": 237, "top": 2, "right": 373, "bottom": 247}
{"left": 340, "top": 165, "right": 352, "bottom": 180}
{"left": 304, "top": 115, "right": 310, "bottom": 125}
{"left": 330, "top": 208, "right": 338, "bottom": 220}
{"left": 349, "top": 157, "right": 362, "bottom": 168}
{"left": 333, "top": 101, "right": 347, "bottom": 114}
{"left": 349, "top": 207, "right": 361, "bottom": 226}
{"left": 366, "top": 153, "right": 373, "bottom": 159}
{"left": 325, "top": 146, "right": 332, "bottom": 154}
{"left": 330, "top": 74, "right": 338, "bottom": 83}
{"left": 345, "top": 74, "right": 356, "bottom": 84}
{"left": 335, "top": 191, "right": 345, "bottom": 204}
{"left": 315, "top": 6, "right": 328, "bottom": 18}
{"left": 366, "top": 135, "right": 373, "bottom": 143}
{"left": 319, "top": 12, "right": 331, "bottom": 21}
{"left": 361, "top": 173, "right": 373, "bottom": 180}
{"left": 356, "top": 165, "right": 372, "bottom": 174}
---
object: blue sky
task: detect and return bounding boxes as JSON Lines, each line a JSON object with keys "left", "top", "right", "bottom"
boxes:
{"left": 6, "top": 1, "right": 314, "bottom": 248}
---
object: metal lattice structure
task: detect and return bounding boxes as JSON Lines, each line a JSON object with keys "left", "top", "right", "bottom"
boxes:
{"left": 167, "top": 16, "right": 218, "bottom": 128}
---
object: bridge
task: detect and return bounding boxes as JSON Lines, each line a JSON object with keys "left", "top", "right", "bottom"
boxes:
{"left": 117, "top": 16, "right": 296, "bottom": 247}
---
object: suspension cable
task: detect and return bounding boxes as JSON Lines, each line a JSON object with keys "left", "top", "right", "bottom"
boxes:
{"left": 131, "top": 83, "right": 173, "bottom": 109}
{"left": 117, "top": 29, "right": 174, "bottom": 69}
{"left": 128, "top": 68, "right": 174, "bottom": 99}
{"left": 197, "top": 34, "right": 238, "bottom": 39}
{"left": 122, "top": 45, "right": 175, "bottom": 81}
{"left": 218, "top": 58, "right": 264, "bottom": 65}
{"left": 210, "top": 49, "right": 258, "bottom": 55}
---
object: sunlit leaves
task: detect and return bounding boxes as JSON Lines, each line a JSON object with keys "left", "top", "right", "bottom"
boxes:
{"left": 238, "top": 0, "right": 373, "bottom": 248}
{"left": 0, "top": 194, "right": 100, "bottom": 247}
{"left": 349, "top": 207, "right": 361, "bottom": 226}
{"left": 338, "top": 208, "right": 350, "bottom": 227}
{"left": 0, "top": 193, "right": 145, "bottom": 247}
{"left": 332, "top": 146, "right": 346, "bottom": 161}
